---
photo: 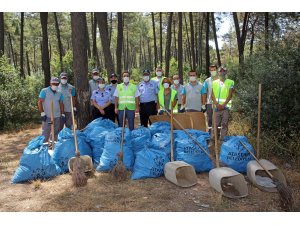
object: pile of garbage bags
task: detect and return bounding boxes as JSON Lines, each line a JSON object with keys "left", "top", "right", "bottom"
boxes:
{"left": 11, "top": 118, "right": 254, "bottom": 183}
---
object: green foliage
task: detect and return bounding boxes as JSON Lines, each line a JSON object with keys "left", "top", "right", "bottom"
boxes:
{"left": 0, "top": 56, "right": 43, "bottom": 130}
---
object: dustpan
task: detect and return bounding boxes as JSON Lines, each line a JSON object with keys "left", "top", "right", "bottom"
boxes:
{"left": 247, "top": 159, "right": 287, "bottom": 192}
{"left": 163, "top": 104, "right": 197, "bottom": 187}
{"left": 68, "top": 155, "right": 93, "bottom": 173}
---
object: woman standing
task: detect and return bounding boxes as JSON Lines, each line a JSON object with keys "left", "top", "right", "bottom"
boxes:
{"left": 157, "top": 77, "right": 178, "bottom": 114}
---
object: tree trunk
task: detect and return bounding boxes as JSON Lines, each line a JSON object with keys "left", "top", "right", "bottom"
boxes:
{"left": 199, "top": 17, "right": 203, "bottom": 72}
{"left": 184, "top": 13, "right": 192, "bottom": 69}
{"left": 91, "top": 13, "right": 100, "bottom": 68}
{"left": 116, "top": 12, "right": 123, "bottom": 76}
{"left": 109, "top": 12, "right": 113, "bottom": 48}
{"left": 70, "top": 13, "right": 90, "bottom": 129}
{"left": 54, "top": 12, "right": 64, "bottom": 71}
{"left": 265, "top": 12, "right": 269, "bottom": 52}
{"left": 205, "top": 12, "right": 210, "bottom": 77}
{"left": 96, "top": 12, "right": 114, "bottom": 76}
{"left": 159, "top": 12, "right": 163, "bottom": 65}
{"left": 151, "top": 12, "right": 158, "bottom": 68}
{"left": 19, "top": 12, "right": 25, "bottom": 78}
{"left": 173, "top": 14, "right": 177, "bottom": 60}
{"left": 233, "top": 12, "right": 249, "bottom": 66}
{"left": 147, "top": 38, "right": 152, "bottom": 69}
{"left": 26, "top": 51, "right": 31, "bottom": 76}
{"left": 40, "top": 12, "right": 51, "bottom": 87}
{"left": 211, "top": 12, "right": 221, "bottom": 67}
{"left": 85, "top": 15, "right": 91, "bottom": 59}
{"left": 0, "top": 12, "right": 4, "bottom": 57}
{"left": 164, "top": 12, "right": 173, "bottom": 77}
{"left": 189, "top": 13, "right": 196, "bottom": 70}
{"left": 178, "top": 12, "right": 183, "bottom": 84}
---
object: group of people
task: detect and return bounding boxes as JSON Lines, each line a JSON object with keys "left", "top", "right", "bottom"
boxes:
{"left": 38, "top": 65, "right": 234, "bottom": 145}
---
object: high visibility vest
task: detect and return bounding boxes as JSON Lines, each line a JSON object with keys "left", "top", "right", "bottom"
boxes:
{"left": 117, "top": 83, "right": 137, "bottom": 110}
{"left": 212, "top": 79, "right": 234, "bottom": 109}
{"left": 158, "top": 88, "right": 178, "bottom": 112}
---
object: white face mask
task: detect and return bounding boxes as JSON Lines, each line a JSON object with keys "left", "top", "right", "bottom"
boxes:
{"left": 143, "top": 76, "right": 150, "bottom": 82}
{"left": 163, "top": 83, "right": 170, "bottom": 89}
{"left": 211, "top": 71, "right": 217, "bottom": 77}
{"left": 123, "top": 77, "right": 130, "bottom": 83}
{"left": 189, "top": 76, "right": 196, "bottom": 82}
{"left": 93, "top": 75, "right": 99, "bottom": 80}
{"left": 156, "top": 71, "right": 162, "bottom": 77}
{"left": 51, "top": 85, "right": 58, "bottom": 91}
{"left": 98, "top": 84, "right": 105, "bottom": 89}
{"left": 174, "top": 80, "right": 179, "bottom": 85}
{"left": 61, "top": 79, "right": 67, "bottom": 85}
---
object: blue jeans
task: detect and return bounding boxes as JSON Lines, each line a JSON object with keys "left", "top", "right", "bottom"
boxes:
{"left": 118, "top": 109, "right": 135, "bottom": 131}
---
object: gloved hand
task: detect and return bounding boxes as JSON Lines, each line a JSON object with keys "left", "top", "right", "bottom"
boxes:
{"left": 73, "top": 107, "right": 77, "bottom": 116}
{"left": 179, "top": 105, "right": 185, "bottom": 113}
{"left": 158, "top": 110, "right": 164, "bottom": 115}
{"left": 201, "top": 105, "right": 206, "bottom": 113}
{"left": 41, "top": 112, "right": 47, "bottom": 122}
{"left": 61, "top": 113, "right": 66, "bottom": 123}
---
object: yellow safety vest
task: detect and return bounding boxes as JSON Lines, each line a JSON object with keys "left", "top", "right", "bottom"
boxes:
{"left": 158, "top": 88, "right": 178, "bottom": 112}
{"left": 212, "top": 79, "right": 234, "bottom": 109}
{"left": 117, "top": 83, "right": 137, "bottom": 110}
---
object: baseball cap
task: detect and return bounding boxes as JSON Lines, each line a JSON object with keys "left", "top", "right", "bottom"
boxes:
{"left": 96, "top": 77, "right": 105, "bottom": 82}
{"left": 50, "top": 77, "right": 59, "bottom": 84}
{"left": 218, "top": 66, "right": 227, "bottom": 73}
{"left": 92, "top": 68, "right": 99, "bottom": 74}
{"left": 60, "top": 72, "right": 68, "bottom": 78}
{"left": 110, "top": 73, "right": 118, "bottom": 78}
{"left": 143, "top": 69, "right": 150, "bottom": 75}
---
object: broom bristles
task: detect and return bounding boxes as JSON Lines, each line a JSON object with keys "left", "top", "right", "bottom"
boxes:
{"left": 111, "top": 160, "right": 127, "bottom": 182}
{"left": 72, "top": 157, "right": 88, "bottom": 187}
{"left": 274, "top": 179, "right": 294, "bottom": 211}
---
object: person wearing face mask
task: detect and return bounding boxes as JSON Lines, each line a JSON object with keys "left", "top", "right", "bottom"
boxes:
{"left": 151, "top": 66, "right": 164, "bottom": 90}
{"left": 57, "top": 72, "right": 76, "bottom": 129}
{"left": 203, "top": 64, "right": 219, "bottom": 134}
{"left": 182, "top": 70, "right": 207, "bottom": 112}
{"left": 171, "top": 74, "right": 184, "bottom": 113}
{"left": 105, "top": 73, "right": 119, "bottom": 123}
{"left": 138, "top": 69, "right": 158, "bottom": 127}
{"left": 91, "top": 77, "right": 112, "bottom": 120}
{"left": 157, "top": 77, "right": 178, "bottom": 115}
{"left": 38, "top": 77, "right": 65, "bottom": 144}
{"left": 211, "top": 66, "right": 235, "bottom": 142}
{"left": 113, "top": 70, "right": 140, "bottom": 131}
{"left": 89, "top": 68, "right": 101, "bottom": 95}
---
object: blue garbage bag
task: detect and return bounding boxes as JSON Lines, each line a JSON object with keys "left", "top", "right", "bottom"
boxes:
{"left": 150, "top": 132, "right": 171, "bottom": 155}
{"left": 219, "top": 136, "right": 254, "bottom": 173}
{"left": 131, "top": 127, "right": 151, "bottom": 154}
{"left": 131, "top": 147, "right": 170, "bottom": 180}
{"left": 11, "top": 135, "right": 61, "bottom": 183}
{"left": 96, "top": 128, "right": 134, "bottom": 172}
{"left": 52, "top": 128, "right": 92, "bottom": 173}
{"left": 175, "top": 135, "right": 213, "bottom": 172}
{"left": 174, "top": 129, "right": 210, "bottom": 140}
{"left": 83, "top": 118, "right": 117, "bottom": 136}
{"left": 149, "top": 121, "right": 170, "bottom": 136}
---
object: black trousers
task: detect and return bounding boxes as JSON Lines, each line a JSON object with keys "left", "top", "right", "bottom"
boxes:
{"left": 92, "top": 106, "right": 110, "bottom": 120}
{"left": 106, "top": 103, "right": 119, "bottom": 123}
{"left": 139, "top": 101, "right": 157, "bottom": 127}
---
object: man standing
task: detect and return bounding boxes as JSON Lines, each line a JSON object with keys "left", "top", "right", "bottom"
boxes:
{"left": 182, "top": 70, "right": 207, "bottom": 112}
{"left": 105, "top": 73, "right": 119, "bottom": 122}
{"left": 114, "top": 71, "right": 140, "bottom": 131}
{"left": 38, "top": 77, "right": 65, "bottom": 143}
{"left": 151, "top": 66, "right": 163, "bottom": 90}
{"left": 171, "top": 74, "right": 184, "bottom": 113}
{"left": 57, "top": 72, "right": 76, "bottom": 129}
{"left": 89, "top": 68, "right": 101, "bottom": 95}
{"left": 203, "top": 64, "right": 219, "bottom": 134}
{"left": 211, "top": 66, "right": 235, "bottom": 141}
{"left": 138, "top": 69, "right": 158, "bottom": 127}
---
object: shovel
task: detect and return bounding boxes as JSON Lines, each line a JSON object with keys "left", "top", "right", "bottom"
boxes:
{"left": 163, "top": 104, "right": 198, "bottom": 187}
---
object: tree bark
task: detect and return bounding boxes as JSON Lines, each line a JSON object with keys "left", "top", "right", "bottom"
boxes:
{"left": 205, "top": 12, "right": 210, "bottom": 77}
{"left": 199, "top": 17, "right": 203, "bottom": 71}
{"left": 159, "top": 12, "right": 163, "bottom": 65}
{"left": 184, "top": 13, "right": 192, "bottom": 69}
{"left": 173, "top": 14, "right": 177, "bottom": 60}
{"left": 151, "top": 12, "right": 158, "bottom": 68}
{"left": 211, "top": 12, "right": 221, "bottom": 67}
{"left": 84, "top": 14, "right": 91, "bottom": 59}
{"left": 40, "top": 12, "right": 51, "bottom": 87}
{"left": 26, "top": 51, "right": 31, "bottom": 76}
{"left": 96, "top": 12, "right": 114, "bottom": 76}
{"left": 147, "top": 38, "right": 152, "bottom": 69}
{"left": 109, "top": 12, "right": 113, "bottom": 48}
{"left": 91, "top": 13, "right": 100, "bottom": 68}
{"left": 178, "top": 12, "right": 183, "bottom": 84}
{"left": 164, "top": 12, "right": 173, "bottom": 77}
{"left": 70, "top": 12, "right": 90, "bottom": 129}
{"left": 189, "top": 13, "right": 196, "bottom": 70}
{"left": 20, "top": 12, "right": 25, "bottom": 78}
{"left": 0, "top": 12, "right": 4, "bottom": 57}
{"left": 265, "top": 12, "right": 269, "bottom": 52}
{"left": 116, "top": 12, "right": 123, "bottom": 76}
{"left": 54, "top": 12, "right": 64, "bottom": 71}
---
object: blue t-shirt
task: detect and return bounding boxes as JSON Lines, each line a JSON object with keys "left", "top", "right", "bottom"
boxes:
{"left": 39, "top": 87, "right": 64, "bottom": 102}
{"left": 182, "top": 82, "right": 207, "bottom": 95}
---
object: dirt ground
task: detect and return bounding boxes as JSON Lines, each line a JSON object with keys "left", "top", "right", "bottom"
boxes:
{"left": 0, "top": 122, "right": 299, "bottom": 212}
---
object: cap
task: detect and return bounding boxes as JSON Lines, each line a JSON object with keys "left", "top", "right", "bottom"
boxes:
{"left": 96, "top": 77, "right": 105, "bottom": 82}
{"left": 50, "top": 77, "right": 59, "bottom": 84}
{"left": 209, "top": 64, "right": 217, "bottom": 69}
{"left": 92, "top": 68, "right": 99, "bottom": 74}
{"left": 110, "top": 73, "right": 118, "bottom": 78}
{"left": 60, "top": 72, "right": 68, "bottom": 78}
{"left": 143, "top": 69, "right": 150, "bottom": 75}
{"left": 218, "top": 66, "right": 227, "bottom": 73}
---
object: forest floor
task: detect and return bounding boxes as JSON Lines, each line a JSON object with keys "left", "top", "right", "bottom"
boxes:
{"left": 0, "top": 117, "right": 299, "bottom": 212}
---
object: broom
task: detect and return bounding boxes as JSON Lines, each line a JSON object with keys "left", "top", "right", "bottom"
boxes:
{"left": 70, "top": 95, "right": 87, "bottom": 187}
{"left": 111, "top": 107, "right": 127, "bottom": 181}
{"left": 240, "top": 141, "right": 294, "bottom": 211}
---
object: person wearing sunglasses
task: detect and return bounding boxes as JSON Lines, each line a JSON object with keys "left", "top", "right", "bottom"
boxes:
{"left": 38, "top": 77, "right": 65, "bottom": 143}
{"left": 90, "top": 77, "right": 112, "bottom": 120}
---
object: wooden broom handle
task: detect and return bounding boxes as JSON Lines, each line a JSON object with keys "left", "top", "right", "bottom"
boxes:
{"left": 50, "top": 100, "right": 55, "bottom": 151}
{"left": 70, "top": 93, "right": 80, "bottom": 157}
{"left": 170, "top": 104, "right": 174, "bottom": 162}
{"left": 257, "top": 83, "right": 262, "bottom": 158}
{"left": 212, "top": 104, "right": 220, "bottom": 168}
{"left": 120, "top": 107, "right": 126, "bottom": 155}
